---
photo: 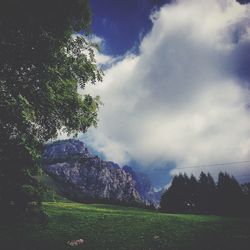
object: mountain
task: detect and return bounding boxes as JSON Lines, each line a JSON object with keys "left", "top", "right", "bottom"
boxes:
{"left": 122, "top": 165, "right": 160, "bottom": 205}
{"left": 42, "top": 139, "right": 159, "bottom": 206}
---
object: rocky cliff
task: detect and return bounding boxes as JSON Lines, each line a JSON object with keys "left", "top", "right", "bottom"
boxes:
{"left": 42, "top": 139, "right": 157, "bottom": 205}
{"left": 122, "top": 165, "right": 160, "bottom": 205}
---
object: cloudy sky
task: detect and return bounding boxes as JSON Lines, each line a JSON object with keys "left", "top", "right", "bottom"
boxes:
{"left": 77, "top": 0, "right": 250, "bottom": 186}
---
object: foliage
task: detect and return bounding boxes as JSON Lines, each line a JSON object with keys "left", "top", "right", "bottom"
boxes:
{"left": 160, "top": 172, "right": 249, "bottom": 216}
{"left": 216, "top": 172, "right": 245, "bottom": 215}
{"left": 35, "top": 174, "right": 71, "bottom": 202}
{"left": 0, "top": 0, "right": 102, "bottom": 219}
{"left": 0, "top": 201, "right": 250, "bottom": 250}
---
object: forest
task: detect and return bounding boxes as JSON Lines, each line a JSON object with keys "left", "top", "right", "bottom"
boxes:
{"left": 160, "top": 172, "right": 250, "bottom": 216}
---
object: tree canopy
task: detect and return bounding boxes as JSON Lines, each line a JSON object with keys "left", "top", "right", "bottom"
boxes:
{"left": 0, "top": 0, "right": 103, "bottom": 219}
{"left": 160, "top": 172, "right": 250, "bottom": 216}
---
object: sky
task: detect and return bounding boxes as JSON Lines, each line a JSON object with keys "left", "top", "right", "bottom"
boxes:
{"left": 76, "top": 0, "right": 250, "bottom": 187}
{"left": 89, "top": 0, "right": 171, "bottom": 55}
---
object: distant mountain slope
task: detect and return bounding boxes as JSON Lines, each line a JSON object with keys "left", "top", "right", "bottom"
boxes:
{"left": 122, "top": 165, "right": 161, "bottom": 205}
{"left": 42, "top": 139, "right": 159, "bottom": 206}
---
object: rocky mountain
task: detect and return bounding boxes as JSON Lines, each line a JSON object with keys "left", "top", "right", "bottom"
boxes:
{"left": 122, "top": 166, "right": 160, "bottom": 205}
{"left": 42, "top": 139, "right": 159, "bottom": 206}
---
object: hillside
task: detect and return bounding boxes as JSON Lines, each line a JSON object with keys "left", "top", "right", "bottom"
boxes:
{"left": 1, "top": 201, "right": 250, "bottom": 250}
{"left": 42, "top": 139, "right": 160, "bottom": 206}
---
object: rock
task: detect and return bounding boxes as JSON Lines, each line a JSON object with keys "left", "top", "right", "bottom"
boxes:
{"left": 42, "top": 140, "right": 143, "bottom": 205}
{"left": 42, "top": 139, "right": 162, "bottom": 206}
{"left": 67, "top": 239, "right": 84, "bottom": 246}
{"left": 122, "top": 165, "right": 160, "bottom": 205}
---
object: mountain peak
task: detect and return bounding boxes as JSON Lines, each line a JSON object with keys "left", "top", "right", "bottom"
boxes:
{"left": 43, "top": 139, "right": 92, "bottom": 159}
{"left": 42, "top": 139, "right": 160, "bottom": 206}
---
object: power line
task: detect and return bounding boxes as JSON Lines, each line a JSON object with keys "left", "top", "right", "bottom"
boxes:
{"left": 174, "top": 168, "right": 250, "bottom": 182}
{"left": 171, "top": 172, "right": 250, "bottom": 182}
{"left": 175, "top": 160, "right": 250, "bottom": 170}
{"left": 234, "top": 174, "right": 250, "bottom": 179}
{"left": 172, "top": 171, "right": 250, "bottom": 179}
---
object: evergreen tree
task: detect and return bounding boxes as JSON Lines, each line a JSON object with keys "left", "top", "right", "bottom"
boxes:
{"left": 160, "top": 171, "right": 245, "bottom": 216}
{"left": 160, "top": 174, "right": 198, "bottom": 213}
{"left": 197, "top": 172, "right": 216, "bottom": 214}
{"left": 216, "top": 172, "right": 244, "bottom": 215}
{"left": 241, "top": 183, "right": 250, "bottom": 216}
{"left": 188, "top": 175, "right": 199, "bottom": 212}
{"left": 160, "top": 174, "right": 185, "bottom": 212}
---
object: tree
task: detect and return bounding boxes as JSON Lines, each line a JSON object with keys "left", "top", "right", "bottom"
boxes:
{"left": 0, "top": 0, "right": 103, "bottom": 219}
{"left": 216, "top": 172, "right": 244, "bottom": 215}
{"left": 188, "top": 174, "right": 199, "bottom": 212}
{"left": 160, "top": 174, "right": 198, "bottom": 213}
{"left": 160, "top": 172, "right": 246, "bottom": 216}
{"left": 241, "top": 183, "right": 250, "bottom": 216}
{"left": 197, "top": 172, "right": 216, "bottom": 214}
{"left": 160, "top": 175, "right": 182, "bottom": 212}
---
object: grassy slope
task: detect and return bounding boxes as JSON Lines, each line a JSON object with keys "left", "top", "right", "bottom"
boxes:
{"left": 1, "top": 202, "right": 250, "bottom": 250}
{"left": 35, "top": 174, "right": 71, "bottom": 202}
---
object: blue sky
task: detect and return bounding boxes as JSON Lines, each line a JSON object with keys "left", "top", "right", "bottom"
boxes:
{"left": 89, "top": 0, "right": 171, "bottom": 55}
{"left": 89, "top": 0, "right": 249, "bottom": 55}
{"left": 78, "top": 0, "right": 250, "bottom": 187}
{"left": 88, "top": 0, "right": 174, "bottom": 186}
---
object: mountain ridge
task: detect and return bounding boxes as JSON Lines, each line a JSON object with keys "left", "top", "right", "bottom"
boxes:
{"left": 42, "top": 139, "right": 160, "bottom": 206}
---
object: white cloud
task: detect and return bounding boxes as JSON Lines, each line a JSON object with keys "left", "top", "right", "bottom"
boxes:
{"left": 81, "top": 0, "right": 250, "bottom": 180}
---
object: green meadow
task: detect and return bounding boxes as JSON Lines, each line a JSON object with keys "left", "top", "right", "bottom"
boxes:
{"left": 0, "top": 201, "right": 250, "bottom": 250}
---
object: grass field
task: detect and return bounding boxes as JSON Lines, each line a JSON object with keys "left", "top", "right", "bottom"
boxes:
{"left": 0, "top": 202, "right": 250, "bottom": 250}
